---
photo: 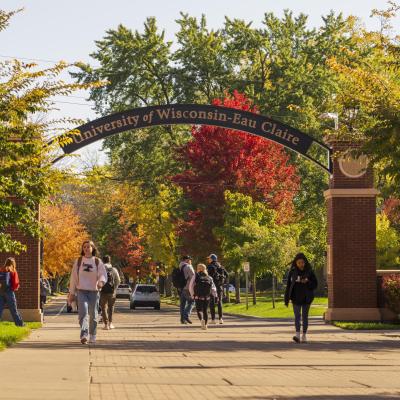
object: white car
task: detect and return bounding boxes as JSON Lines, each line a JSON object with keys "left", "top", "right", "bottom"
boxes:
{"left": 228, "top": 284, "right": 236, "bottom": 293}
{"left": 116, "top": 284, "right": 132, "bottom": 299}
{"left": 130, "top": 284, "right": 160, "bottom": 310}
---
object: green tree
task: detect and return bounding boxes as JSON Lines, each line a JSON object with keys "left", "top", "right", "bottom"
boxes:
{"left": 0, "top": 9, "right": 89, "bottom": 253}
{"left": 216, "top": 191, "right": 298, "bottom": 304}
{"left": 376, "top": 213, "right": 400, "bottom": 269}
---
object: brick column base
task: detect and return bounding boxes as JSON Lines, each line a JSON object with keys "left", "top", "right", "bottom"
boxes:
{"left": 3, "top": 309, "right": 42, "bottom": 323}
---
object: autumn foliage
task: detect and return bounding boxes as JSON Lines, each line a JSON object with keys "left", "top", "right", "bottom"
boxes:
{"left": 41, "top": 204, "right": 88, "bottom": 281}
{"left": 172, "top": 91, "right": 299, "bottom": 257}
{"left": 106, "top": 224, "right": 146, "bottom": 279}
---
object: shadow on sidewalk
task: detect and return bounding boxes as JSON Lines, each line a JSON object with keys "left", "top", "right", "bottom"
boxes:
{"left": 16, "top": 337, "right": 400, "bottom": 353}
{"left": 225, "top": 396, "right": 400, "bottom": 400}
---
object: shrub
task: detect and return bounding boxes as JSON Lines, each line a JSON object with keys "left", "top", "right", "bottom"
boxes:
{"left": 382, "top": 274, "right": 400, "bottom": 315}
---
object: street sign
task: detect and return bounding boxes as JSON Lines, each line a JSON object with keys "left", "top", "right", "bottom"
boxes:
{"left": 242, "top": 262, "right": 250, "bottom": 272}
{"left": 242, "top": 262, "right": 250, "bottom": 309}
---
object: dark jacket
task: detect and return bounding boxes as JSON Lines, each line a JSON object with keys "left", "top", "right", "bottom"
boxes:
{"left": 284, "top": 266, "right": 318, "bottom": 306}
{"left": 207, "top": 261, "right": 228, "bottom": 289}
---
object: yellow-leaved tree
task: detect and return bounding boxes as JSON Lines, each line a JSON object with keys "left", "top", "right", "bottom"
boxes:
{"left": 41, "top": 204, "right": 88, "bottom": 291}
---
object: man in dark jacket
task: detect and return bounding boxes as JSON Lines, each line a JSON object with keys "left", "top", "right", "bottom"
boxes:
{"left": 207, "top": 254, "right": 228, "bottom": 324}
{"left": 284, "top": 253, "right": 318, "bottom": 343}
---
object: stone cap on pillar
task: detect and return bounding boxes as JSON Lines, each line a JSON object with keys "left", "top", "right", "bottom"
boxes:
{"left": 323, "top": 137, "right": 373, "bottom": 189}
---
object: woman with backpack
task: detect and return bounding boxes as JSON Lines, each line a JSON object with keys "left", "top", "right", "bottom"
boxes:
{"left": 68, "top": 240, "right": 107, "bottom": 344}
{"left": 0, "top": 258, "right": 24, "bottom": 327}
{"left": 284, "top": 253, "right": 318, "bottom": 343}
{"left": 189, "top": 263, "right": 217, "bottom": 330}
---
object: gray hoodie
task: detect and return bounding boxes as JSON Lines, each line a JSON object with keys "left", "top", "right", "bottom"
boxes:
{"left": 179, "top": 261, "right": 194, "bottom": 290}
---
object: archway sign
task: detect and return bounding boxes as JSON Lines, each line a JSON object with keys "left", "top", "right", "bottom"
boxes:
{"left": 56, "top": 104, "right": 332, "bottom": 173}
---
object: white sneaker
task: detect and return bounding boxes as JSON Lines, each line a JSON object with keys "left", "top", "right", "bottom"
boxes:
{"left": 302, "top": 334, "right": 307, "bottom": 343}
{"left": 89, "top": 335, "right": 96, "bottom": 344}
{"left": 109, "top": 323, "right": 115, "bottom": 329}
{"left": 103, "top": 324, "right": 110, "bottom": 330}
{"left": 209, "top": 319, "right": 217, "bottom": 325}
{"left": 201, "top": 320, "right": 206, "bottom": 330}
{"left": 219, "top": 318, "right": 224, "bottom": 325}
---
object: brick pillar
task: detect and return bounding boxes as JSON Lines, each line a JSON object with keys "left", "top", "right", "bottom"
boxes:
{"left": 0, "top": 204, "right": 42, "bottom": 322}
{"left": 324, "top": 140, "right": 380, "bottom": 321}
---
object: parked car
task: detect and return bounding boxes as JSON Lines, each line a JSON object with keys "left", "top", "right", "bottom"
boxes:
{"left": 130, "top": 284, "right": 160, "bottom": 310}
{"left": 228, "top": 284, "right": 236, "bottom": 293}
{"left": 116, "top": 284, "right": 132, "bottom": 299}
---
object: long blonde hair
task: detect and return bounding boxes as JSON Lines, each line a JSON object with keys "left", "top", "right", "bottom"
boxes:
{"left": 4, "top": 257, "right": 17, "bottom": 272}
{"left": 197, "top": 263, "right": 208, "bottom": 274}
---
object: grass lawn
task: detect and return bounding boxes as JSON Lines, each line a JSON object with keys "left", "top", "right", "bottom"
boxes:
{"left": 223, "top": 296, "right": 327, "bottom": 318}
{"left": 161, "top": 294, "right": 328, "bottom": 319}
{"left": 333, "top": 321, "right": 400, "bottom": 330}
{"left": 0, "top": 322, "right": 41, "bottom": 351}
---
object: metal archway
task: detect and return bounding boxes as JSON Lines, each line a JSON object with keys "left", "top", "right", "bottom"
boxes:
{"left": 53, "top": 103, "right": 332, "bottom": 173}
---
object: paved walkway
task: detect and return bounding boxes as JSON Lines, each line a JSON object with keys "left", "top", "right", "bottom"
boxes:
{"left": 0, "top": 297, "right": 400, "bottom": 400}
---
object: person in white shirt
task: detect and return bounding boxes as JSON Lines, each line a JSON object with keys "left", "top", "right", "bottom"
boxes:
{"left": 68, "top": 240, "right": 107, "bottom": 344}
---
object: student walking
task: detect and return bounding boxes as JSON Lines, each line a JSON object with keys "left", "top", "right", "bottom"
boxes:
{"left": 0, "top": 258, "right": 25, "bottom": 326}
{"left": 99, "top": 255, "right": 121, "bottom": 330}
{"left": 40, "top": 273, "right": 51, "bottom": 315}
{"left": 68, "top": 240, "right": 107, "bottom": 344}
{"left": 175, "top": 255, "right": 195, "bottom": 324}
{"left": 206, "top": 254, "right": 228, "bottom": 324}
{"left": 284, "top": 253, "right": 318, "bottom": 343}
{"left": 189, "top": 264, "right": 217, "bottom": 330}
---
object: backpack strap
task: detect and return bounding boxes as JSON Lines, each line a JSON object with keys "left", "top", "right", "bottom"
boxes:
{"left": 77, "top": 257, "right": 83, "bottom": 285}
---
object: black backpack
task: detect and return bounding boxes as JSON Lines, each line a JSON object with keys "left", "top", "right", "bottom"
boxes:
{"left": 210, "top": 264, "right": 226, "bottom": 287}
{"left": 0, "top": 272, "right": 10, "bottom": 295}
{"left": 194, "top": 273, "right": 212, "bottom": 297}
{"left": 102, "top": 267, "right": 115, "bottom": 294}
{"left": 172, "top": 264, "right": 187, "bottom": 289}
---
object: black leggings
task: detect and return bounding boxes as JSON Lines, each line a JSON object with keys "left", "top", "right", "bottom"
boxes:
{"left": 195, "top": 299, "right": 210, "bottom": 323}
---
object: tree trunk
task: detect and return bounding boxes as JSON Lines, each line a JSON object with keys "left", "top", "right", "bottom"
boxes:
{"left": 165, "top": 274, "right": 172, "bottom": 297}
{"left": 225, "top": 283, "right": 230, "bottom": 303}
{"left": 235, "top": 270, "right": 241, "bottom": 303}
{"left": 252, "top": 273, "right": 257, "bottom": 305}
{"left": 159, "top": 275, "right": 166, "bottom": 295}
{"left": 272, "top": 273, "right": 276, "bottom": 309}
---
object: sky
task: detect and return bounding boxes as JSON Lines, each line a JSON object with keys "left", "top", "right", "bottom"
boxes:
{"left": 1, "top": 0, "right": 397, "bottom": 166}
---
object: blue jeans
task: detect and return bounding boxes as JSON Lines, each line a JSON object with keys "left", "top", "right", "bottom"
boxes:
{"left": 179, "top": 289, "right": 194, "bottom": 321}
{"left": 0, "top": 290, "right": 24, "bottom": 326}
{"left": 77, "top": 290, "right": 99, "bottom": 338}
{"left": 293, "top": 303, "right": 311, "bottom": 333}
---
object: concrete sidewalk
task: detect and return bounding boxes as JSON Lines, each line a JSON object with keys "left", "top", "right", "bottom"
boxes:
{"left": 1, "top": 298, "right": 399, "bottom": 399}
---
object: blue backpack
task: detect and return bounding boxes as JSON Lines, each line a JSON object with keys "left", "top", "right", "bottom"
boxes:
{"left": 0, "top": 272, "right": 11, "bottom": 295}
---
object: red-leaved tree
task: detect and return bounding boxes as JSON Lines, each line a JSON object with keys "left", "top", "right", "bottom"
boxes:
{"left": 383, "top": 197, "right": 400, "bottom": 230}
{"left": 172, "top": 91, "right": 299, "bottom": 258}
{"left": 107, "top": 227, "right": 146, "bottom": 278}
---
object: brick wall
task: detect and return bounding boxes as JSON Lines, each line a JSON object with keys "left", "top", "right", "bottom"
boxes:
{"left": 0, "top": 202, "right": 40, "bottom": 312}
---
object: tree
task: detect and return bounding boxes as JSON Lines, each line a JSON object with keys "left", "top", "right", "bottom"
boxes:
{"left": 326, "top": 3, "right": 400, "bottom": 196}
{"left": 0, "top": 9, "right": 93, "bottom": 253}
{"left": 107, "top": 224, "right": 146, "bottom": 282}
{"left": 173, "top": 91, "right": 299, "bottom": 257}
{"left": 376, "top": 213, "right": 400, "bottom": 270}
{"left": 41, "top": 204, "right": 88, "bottom": 290}
{"left": 383, "top": 197, "right": 400, "bottom": 232}
{"left": 216, "top": 191, "right": 298, "bottom": 305}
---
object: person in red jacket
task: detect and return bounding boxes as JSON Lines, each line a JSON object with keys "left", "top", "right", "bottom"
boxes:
{"left": 0, "top": 258, "right": 24, "bottom": 326}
